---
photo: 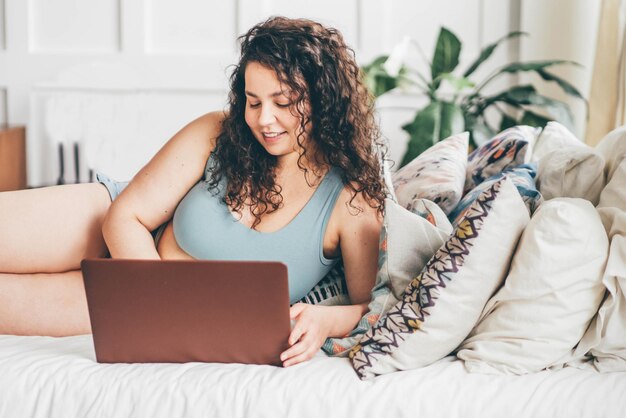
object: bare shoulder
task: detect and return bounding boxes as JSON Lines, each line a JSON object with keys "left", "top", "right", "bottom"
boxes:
{"left": 105, "top": 110, "right": 228, "bottom": 232}
{"left": 336, "top": 182, "right": 384, "bottom": 229}
{"left": 328, "top": 181, "right": 383, "bottom": 253}
{"left": 331, "top": 182, "right": 383, "bottom": 305}
{"left": 188, "top": 110, "right": 228, "bottom": 149}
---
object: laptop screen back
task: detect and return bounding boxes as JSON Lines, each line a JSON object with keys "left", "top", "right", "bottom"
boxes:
{"left": 81, "top": 259, "right": 291, "bottom": 366}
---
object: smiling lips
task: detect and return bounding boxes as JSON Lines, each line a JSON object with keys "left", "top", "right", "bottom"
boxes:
{"left": 262, "top": 131, "right": 287, "bottom": 142}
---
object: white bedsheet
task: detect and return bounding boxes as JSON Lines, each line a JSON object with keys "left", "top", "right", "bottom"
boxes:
{"left": 0, "top": 334, "right": 625, "bottom": 418}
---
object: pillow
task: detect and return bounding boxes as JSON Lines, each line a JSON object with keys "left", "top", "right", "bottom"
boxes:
{"left": 465, "top": 125, "right": 540, "bottom": 193}
{"left": 532, "top": 121, "right": 586, "bottom": 160}
{"left": 350, "top": 178, "right": 530, "bottom": 379}
{"left": 403, "top": 198, "right": 452, "bottom": 233}
{"left": 392, "top": 132, "right": 469, "bottom": 215}
{"left": 457, "top": 198, "right": 609, "bottom": 375}
{"left": 531, "top": 122, "right": 605, "bottom": 205}
{"left": 595, "top": 125, "right": 626, "bottom": 181}
{"left": 322, "top": 198, "right": 452, "bottom": 356}
{"left": 377, "top": 199, "right": 452, "bottom": 301}
{"left": 448, "top": 163, "right": 542, "bottom": 226}
{"left": 570, "top": 158, "right": 626, "bottom": 372}
{"left": 382, "top": 157, "right": 398, "bottom": 203}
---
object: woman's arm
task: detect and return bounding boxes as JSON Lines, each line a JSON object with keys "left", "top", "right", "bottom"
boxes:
{"left": 281, "top": 189, "right": 382, "bottom": 367}
{"left": 102, "top": 111, "right": 225, "bottom": 259}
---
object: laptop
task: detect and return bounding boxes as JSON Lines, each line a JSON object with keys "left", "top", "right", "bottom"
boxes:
{"left": 80, "top": 258, "right": 291, "bottom": 366}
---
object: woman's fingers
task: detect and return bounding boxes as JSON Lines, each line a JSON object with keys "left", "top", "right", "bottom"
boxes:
{"left": 281, "top": 304, "right": 328, "bottom": 366}
{"left": 288, "top": 303, "right": 310, "bottom": 344}
{"left": 281, "top": 338, "right": 318, "bottom": 367}
{"left": 281, "top": 338, "right": 308, "bottom": 364}
{"left": 288, "top": 317, "right": 309, "bottom": 345}
{"left": 289, "top": 303, "right": 307, "bottom": 319}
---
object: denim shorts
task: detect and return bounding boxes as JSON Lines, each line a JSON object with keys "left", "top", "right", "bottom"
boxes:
{"left": 95, "top": 172, "right": 167, "bottom": 245}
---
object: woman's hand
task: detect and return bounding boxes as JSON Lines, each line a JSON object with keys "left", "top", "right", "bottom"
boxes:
{"left": 280, "top": 303, "right": 333, "bottom": 367}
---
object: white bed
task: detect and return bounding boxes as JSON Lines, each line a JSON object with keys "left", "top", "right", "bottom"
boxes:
{"left": 1, "top": 334, "right": 625, "bottom": 418}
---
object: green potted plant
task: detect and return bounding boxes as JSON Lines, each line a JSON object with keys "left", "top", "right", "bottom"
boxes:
{"left": 362, "top": 28, "right": 586, "bottom": 167}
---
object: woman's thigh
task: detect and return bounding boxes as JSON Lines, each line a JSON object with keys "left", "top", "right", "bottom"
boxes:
{"left": 0, "top": 183, "right": 111, "bottom": 274}
{"left": 0, "top": 270, "right": 90, "bottom": 336}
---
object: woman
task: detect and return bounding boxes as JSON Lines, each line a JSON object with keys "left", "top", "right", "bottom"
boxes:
{"left": 0, "top": 16, "right": 386, "bottom": 367}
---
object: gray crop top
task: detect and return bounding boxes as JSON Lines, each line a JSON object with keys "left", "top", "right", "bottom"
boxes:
{"left": 172, "top": 157, "right": 345, "bottom": 304}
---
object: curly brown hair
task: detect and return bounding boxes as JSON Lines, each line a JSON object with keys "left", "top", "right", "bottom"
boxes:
{"left": 207, "top": 16, "right": 387, "bottom": 229}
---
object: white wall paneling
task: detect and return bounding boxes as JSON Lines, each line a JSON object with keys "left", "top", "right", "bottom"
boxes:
{"left": 238, "top": 0, "right": 361, "bottom": 52}
{"left": 0, "top": 88, "right": 7, "bottom": 124}
{"left": 29, "top": 0, "right": 121, "bottom": 53}
{"left": 0, "top": 0, "right": 5, "bottom": 50}
{"left": 361, "top": 0, "right": 484, "bottom": 66}
{"left": 146, "top": 0, "right": 237, "bottom": 54}
{"left": 28, "top": 88, "right": 227, "bottom": 186}
{"left": 2, "top": 0, "right": 523, "bottom": 186}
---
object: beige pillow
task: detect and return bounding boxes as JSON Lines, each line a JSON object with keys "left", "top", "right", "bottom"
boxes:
{"left": 457, "top": 198, "right": 609, "bottom": 374}
{"left": 382, "top": 199, "right": 452, "bottom": 301}
{"left": 532, "top": 122, "right": 605, "bottom": 205}
{"left": 570, "top": 158, "right": 626, "bottom": 372}
{"left": 595, "top": 125, "right": 626, "bottom": 181}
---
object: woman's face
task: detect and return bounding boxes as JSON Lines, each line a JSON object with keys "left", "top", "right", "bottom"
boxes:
{"left": 244, "top": 61, "right": 310, "bottom": 161}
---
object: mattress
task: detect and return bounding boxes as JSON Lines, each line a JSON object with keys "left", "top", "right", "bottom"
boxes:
{"left": 0, "top": 334, "right": 624, "bottom": 418}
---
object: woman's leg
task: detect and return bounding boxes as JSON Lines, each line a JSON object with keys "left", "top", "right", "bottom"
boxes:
{"left": 0, "top": 270, "right": 90, "bottom": 336}
{"left": 0, "top": 183, "right": 111, "bottom": 274}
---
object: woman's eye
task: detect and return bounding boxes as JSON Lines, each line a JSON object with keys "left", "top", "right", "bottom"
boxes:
{"left": 248, "top": 102, "right": 290, "bottom": 109}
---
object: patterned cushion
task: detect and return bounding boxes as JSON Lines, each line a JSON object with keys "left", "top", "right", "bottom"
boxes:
{"left": 404, "top": 197, "right": 453, "bottom": 228}
{"left": 532, "top": 122, "right": 605, "bottom": 205}
{"left": 350, "top": 178, "right": 530, "bottom": 379}
{"left": 449, "top": 164, "right": 542, "bottom": 226}
{"left": 465, "top": 126, "right": 540, "bottom": 193}
{"left": 392, "top": 132, "right": 469, "bottom": 215}
{"left": 322, "top": 198, "right": 452, "bottom": 356}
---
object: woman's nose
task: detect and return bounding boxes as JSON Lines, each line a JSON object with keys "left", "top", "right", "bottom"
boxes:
{"left": 258, "top": 104, "right": 277, "bottom": 126}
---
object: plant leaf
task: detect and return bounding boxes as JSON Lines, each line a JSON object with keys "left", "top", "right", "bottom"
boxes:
{"left": 400, "top": 101, "right": 464, "bottom": 166}
{"left": 477, "top": 60, "right": 581, "bottom": 94}
{"left": 536, "top": 68, "right": 587, "bottom": 102}
{"left": 483, "top": 85, "right": 575, "bottom": 129}
{"left": 499, "top": 60, "right": 579, "bottom": 74}
{"left": 439, "top": 73, "right": 475, "bottom": 92}
{"left": 501, "top": 85, "right": 537, "bottom": 103}
{"left": 471, "top": 117, "right": 497, "bottom": 147}
{"left": 361, "top": 55, "right": 407, "bottom": 97}
{"left": 463, "top": 31, "right": 527, "bottom": 78}
{"left": 440, "top": 101, "right": 465, "bottom": 139}
{"left": 520, "top": 110, "right": 552, "bottom": 127}
{"left": 431, "top": 28, "right": 462, "bottom": 90}
{"left": 529, "top": 95, "right": 575, "bottom": 130}
{"left": 479, "top": 85, "right": 536, "bottom": 112}
{"left": 401, "top": 102, "right": 441, "bottom": 167}
{"left": 499, "top": 113, "right": 518, "bottom": 131}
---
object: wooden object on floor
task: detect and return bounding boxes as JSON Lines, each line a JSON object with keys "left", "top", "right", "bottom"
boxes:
{"left": 0, "top": 125, "right": 27, "bottom": 191}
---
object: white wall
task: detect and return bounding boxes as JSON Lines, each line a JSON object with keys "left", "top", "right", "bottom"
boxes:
{"left": 520, "top": 0, "right": 601, "bottom": 141}
{"left": 0, "top": 0, "right": 529, "bottom": 187}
